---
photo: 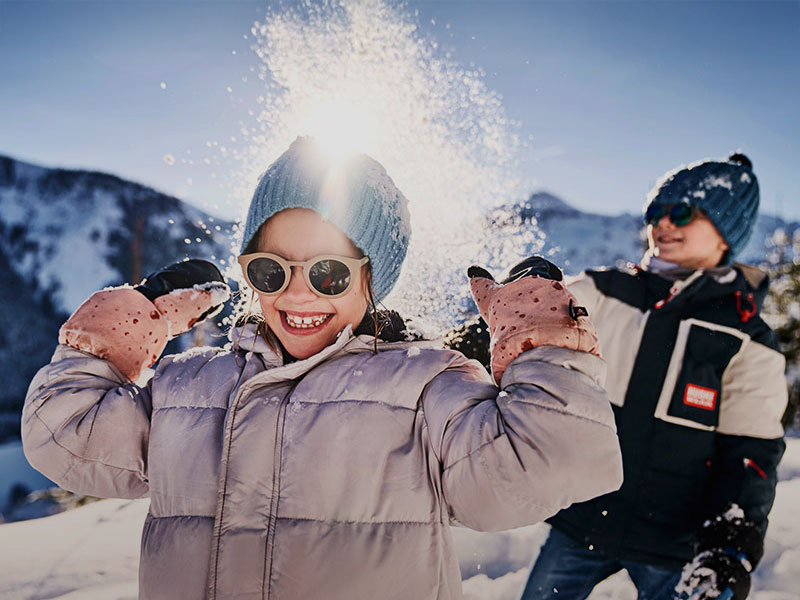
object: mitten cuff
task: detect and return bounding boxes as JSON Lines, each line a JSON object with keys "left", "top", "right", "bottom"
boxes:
{"left": 58, "top": 287, "right": 169, "bottom": 382}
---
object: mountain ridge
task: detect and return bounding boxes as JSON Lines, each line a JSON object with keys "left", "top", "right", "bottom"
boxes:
{"left": 0, "top": 153, "right": 795, "bottom": 415}
{"left": 0, "top": 154, "right": 236, "bottom": 414}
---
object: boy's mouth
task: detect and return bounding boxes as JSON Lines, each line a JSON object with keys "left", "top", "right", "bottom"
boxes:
{"left": 656, "top": 234, "right": 683, "bottom": 245}
{"left": 280, "top": 311, "right": 333, "bottom": 334}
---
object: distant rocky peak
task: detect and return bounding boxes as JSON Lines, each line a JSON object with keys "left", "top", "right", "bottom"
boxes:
{"left": 526, "top": 191, "right": 579, "bottom": 214}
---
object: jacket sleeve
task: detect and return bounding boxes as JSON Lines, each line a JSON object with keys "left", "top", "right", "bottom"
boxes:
{"left": 21, "top": 344, "right": 152, "bottom": 499}
{"left": 565, "top": 272, "right": 604, "bottom": 316}
{"left": 707, "top": 332, "right": 788, "bottom": 534}
{"left": 708, "top": 434, "right": 785, "bottom": 533}
{"left": 422, "top": 346, "right": 623, "bottom": 531}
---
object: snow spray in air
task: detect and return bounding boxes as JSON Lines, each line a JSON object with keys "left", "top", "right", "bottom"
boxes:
{"left": 230, "top": 0, "right": 540, "bottom": 332}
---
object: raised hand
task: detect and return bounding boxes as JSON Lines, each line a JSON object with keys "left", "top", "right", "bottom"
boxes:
{"left": 468, "top": 256, "right": 599, "bottom": 383}
{"left": 59, "top": 259, "right": 230, "bottom": 381}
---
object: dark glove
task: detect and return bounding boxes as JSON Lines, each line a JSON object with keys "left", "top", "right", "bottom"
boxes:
{"left": 498, "top": 255, "right": 565, "bottom": 284}
{"left": 468, "top": 256, "right": 599, "bottom": 383}
{"left": 678, "top": 549, "right": 750, "bottom": 600}
{"left": 135, "top": 259, "right": 229, "bottom": 334}
{"left": 677, "top": 506, "right": 763, "bottom": 600}
{"left": 59, "top": 259, "right": 230, "bottom": 381}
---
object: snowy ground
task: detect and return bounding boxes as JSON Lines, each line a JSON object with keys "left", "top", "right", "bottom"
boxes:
{"left": 1, "top": 438, "right": 799, "bottom": 600}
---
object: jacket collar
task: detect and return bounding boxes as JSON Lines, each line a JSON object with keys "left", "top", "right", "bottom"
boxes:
{"left": 640, "top": 253, "right": 738, "bottom": 285}
{"left": 639, "top": 255, "right": 770, "bottom": 312}
{"left": 228, "top": 322, "right": 437, "bottom": 384}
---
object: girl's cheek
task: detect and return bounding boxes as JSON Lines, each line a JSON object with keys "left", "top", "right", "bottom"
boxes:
{"left": 336, "top": 293, "right": 369, "bottom": 325}
{"left": 258, "top": 295, "right": 278, "bottom": 320}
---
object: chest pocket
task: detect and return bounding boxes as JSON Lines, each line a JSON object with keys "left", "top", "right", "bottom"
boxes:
{"left": 654, "top": 319, "right": 746, "bottom": 430}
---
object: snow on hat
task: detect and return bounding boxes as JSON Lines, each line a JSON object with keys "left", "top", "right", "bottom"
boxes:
{"left": 240, "top": 137, "right": 411, "bottom": 301}
{"left": 644, "top": 152, "right": 759, "bottom": 263}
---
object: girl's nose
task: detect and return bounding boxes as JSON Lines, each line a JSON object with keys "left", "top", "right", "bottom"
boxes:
{"left": 281, "top": 266, "right": 317, "bottom": 301}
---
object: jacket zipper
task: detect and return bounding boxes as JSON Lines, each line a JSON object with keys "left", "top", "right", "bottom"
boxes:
{"left": 207, "top": 374, "right": 251, "bottom": 599}
{"left": 262, "top": 382, "right": 296, "bottom": 600}
{"left": 653, "top": 269, "right": 704, "bottom": 309}
{"left": 207, "top": 377, "right": 297, "bottom": 600}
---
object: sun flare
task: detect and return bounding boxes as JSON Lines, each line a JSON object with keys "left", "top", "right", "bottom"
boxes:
{"left": 238, "top": 0, "right": 523, "bottom": 332}
{"left": 299, "top": 101, "right": 379, "bottom": 156}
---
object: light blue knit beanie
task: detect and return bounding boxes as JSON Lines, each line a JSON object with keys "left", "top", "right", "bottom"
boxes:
{"left": 644, "top": 152, "right": 759, "bottom": 263}
{"left": 240, "top": 137, "right": 411, "bottom": 301}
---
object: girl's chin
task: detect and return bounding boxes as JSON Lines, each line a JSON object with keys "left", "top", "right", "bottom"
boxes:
{"left": 281, "top": 337, "right": 332, "bottom": 360}
{"left": 272, "top": 313, "right": 338, "bottom": 359}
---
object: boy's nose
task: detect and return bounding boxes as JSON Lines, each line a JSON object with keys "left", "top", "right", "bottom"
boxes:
{"left": 656, "top": 215, "right": 676, "bottom": 229}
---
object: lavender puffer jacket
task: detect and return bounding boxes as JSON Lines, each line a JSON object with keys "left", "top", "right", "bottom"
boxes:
{"left": 23, "top": 324, "right": 622, "bottom": 599}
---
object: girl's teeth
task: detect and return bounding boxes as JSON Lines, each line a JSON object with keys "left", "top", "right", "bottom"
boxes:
{"left": 286, "top": 314, "right": 329, "bottom": 329}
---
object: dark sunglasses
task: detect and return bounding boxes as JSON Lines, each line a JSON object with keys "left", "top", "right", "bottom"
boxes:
{"left": 644, "top": 202, "right": 698, "bottom": 227}
{"left": 238, "top": 253, "right": 369, "bottom": 298}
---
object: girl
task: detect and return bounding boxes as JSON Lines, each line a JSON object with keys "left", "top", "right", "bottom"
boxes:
{"left": 23, "top": 137, "right": 622, "bottom": 600}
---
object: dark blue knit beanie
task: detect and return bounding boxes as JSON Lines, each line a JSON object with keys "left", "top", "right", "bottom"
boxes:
{"left": 644, "top": 152, "right": 759, "bottom": 263}
{"left": 240, "top": 137, "right": 411, "bottom": 301}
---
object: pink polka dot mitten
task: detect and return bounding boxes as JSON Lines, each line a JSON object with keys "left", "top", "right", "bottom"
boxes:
{"left": 468, "top": 256, "right": 600, "bottom": 384}
{"left": 59, "top": 259, "right": 230, "bottom": 381}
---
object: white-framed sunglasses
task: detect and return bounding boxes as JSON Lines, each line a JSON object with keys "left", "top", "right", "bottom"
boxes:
{"left": 238, "top": 252, "right": 369, "bottom": 298}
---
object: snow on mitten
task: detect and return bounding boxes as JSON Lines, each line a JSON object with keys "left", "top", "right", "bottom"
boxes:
{"left": 59, "top": 259, "right": 230, "bottom": 382}
{"left": 134, "top": 259, "right": 230, "bottom": 337}
{"left": 676, "top": 504, "right": 762, "bottom": 600}
{"left": 677, "top": 551, "right": 749, "bottom": 600}
{"left": 468, "top": 256, "right": 600, "bottom": 384}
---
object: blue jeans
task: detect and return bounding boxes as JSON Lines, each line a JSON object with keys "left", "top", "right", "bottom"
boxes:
{"left": 520, "top": 528, "right": 682, "bottom": 600}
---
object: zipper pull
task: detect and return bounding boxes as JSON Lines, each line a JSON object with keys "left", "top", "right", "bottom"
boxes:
{"left": 654, "top": 270, "right": 704, "bottom": 309}
{"left": 735, "top": 291, "right": 757, "bottom": 323}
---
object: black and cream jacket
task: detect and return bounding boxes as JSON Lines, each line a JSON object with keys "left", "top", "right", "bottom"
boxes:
{"left": 548, "top": 262, "right": 787, "bottom": 568}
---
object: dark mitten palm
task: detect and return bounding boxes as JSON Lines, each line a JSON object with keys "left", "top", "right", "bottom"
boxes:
{"left": 678, "top": 550, "right": 749, "bottom": 600}
{"left": 135, "top": 259, "right": 230, "bottom": 335}
{"left": 135, "top": 259, "right": 226, "bottom": 301}
{"left": 466, "top": 256, "right": 563, "bottom": 285}
{"left": 501, "top": 256, "right": 564, "bottom": 284}
{"left": 696, "top": 509, "right": 764, "bottom": 567}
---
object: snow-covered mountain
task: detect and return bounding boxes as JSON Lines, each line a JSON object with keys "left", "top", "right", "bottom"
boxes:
{"left": 0, "top": 155, "right": 236, "bottom": 416}
{"left": 1, "top": 155, "right": 796, "bottom": 420}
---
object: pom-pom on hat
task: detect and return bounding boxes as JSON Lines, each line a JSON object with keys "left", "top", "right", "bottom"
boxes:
{"left": 240, "top": 137, "right": 411, "bottom": 301}
{"left": 644, "top": 152, "right": 759, "bottom": 263}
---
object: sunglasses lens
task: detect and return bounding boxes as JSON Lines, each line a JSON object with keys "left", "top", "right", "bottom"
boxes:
{"left": 247, "top": 257, "right": 286, "bottom": 293}
{"left": 309, "top": 259, "right": 352, "bottom": 296}
{"left": 645, "top": 204, "right": 666, "bottom": 225}
{"left": 670, "top": 203, "right": 694, "bottom": 227}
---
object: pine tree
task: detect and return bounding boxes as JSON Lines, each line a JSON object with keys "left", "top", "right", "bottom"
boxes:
{"left": 761, "top": 229, "right": 800, "bottom": 430}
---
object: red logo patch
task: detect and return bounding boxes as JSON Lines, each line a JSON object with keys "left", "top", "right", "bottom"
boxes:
{"left": 683, "top": 384, "right": 717, "bottom": 411}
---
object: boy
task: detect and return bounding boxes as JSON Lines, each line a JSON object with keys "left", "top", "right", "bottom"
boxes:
{"left": 520, "top": 153, "right": 787, "bottom": 600}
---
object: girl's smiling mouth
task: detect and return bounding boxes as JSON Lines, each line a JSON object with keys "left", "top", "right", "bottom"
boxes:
{"left": 280, "top": 310, "right": 333, "bottom": 335}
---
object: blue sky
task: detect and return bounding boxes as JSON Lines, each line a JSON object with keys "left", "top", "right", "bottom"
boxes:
{"left": 1, "top": 0, "right": 798, "bottom": 220}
